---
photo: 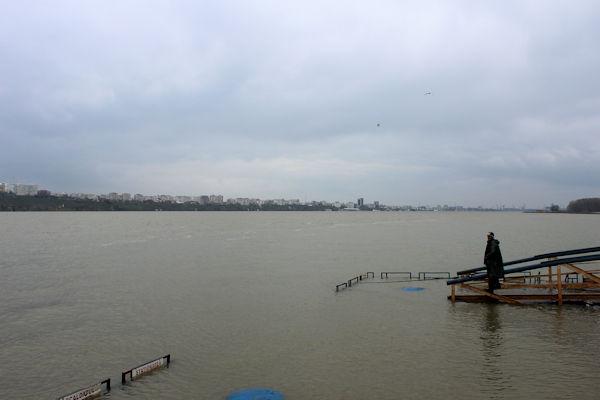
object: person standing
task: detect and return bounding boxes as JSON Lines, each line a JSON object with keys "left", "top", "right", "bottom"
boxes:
{"left": 484, "top": 232, "right": 504, "bottom": 292}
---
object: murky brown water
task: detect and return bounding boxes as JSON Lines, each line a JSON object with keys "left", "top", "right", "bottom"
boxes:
{"left": 1, "top": 211, "right": 599, "bottom": 399}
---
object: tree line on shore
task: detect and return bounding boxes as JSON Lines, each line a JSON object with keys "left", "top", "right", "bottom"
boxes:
{"left": 566, "top": 197, "right": 600, "bottom": 213}
{"left": 3, "top": 192, "right": 600, "bottom": 213}
{"left": 0, "top": 193, "right": 336, "bottom": 212}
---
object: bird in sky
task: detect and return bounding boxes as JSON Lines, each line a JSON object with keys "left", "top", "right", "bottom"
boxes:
{"left": 424, "top": 91, "right": 432, "bottom": 95}
{"left": 377, "top": 123, "right": 381, "bottom": 127}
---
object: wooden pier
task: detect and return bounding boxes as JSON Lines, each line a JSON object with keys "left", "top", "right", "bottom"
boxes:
{"left": 447, "top": 247, "right": 600, "bottom": 305}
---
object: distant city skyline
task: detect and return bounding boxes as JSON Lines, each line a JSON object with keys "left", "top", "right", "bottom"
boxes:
{"left": 0, "top": 179, "right": 532, "bottom": 210}
{"left": 2, "top": 2, "right": 600, "bottom": 209}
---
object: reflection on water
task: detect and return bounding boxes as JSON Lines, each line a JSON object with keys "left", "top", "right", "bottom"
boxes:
{"left": 479, "top": 305, "right": 507, "bottom": 397}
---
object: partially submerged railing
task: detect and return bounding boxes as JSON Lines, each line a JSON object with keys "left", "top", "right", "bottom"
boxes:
{"left": 336, "top": 272, "right": 375, "bottom": 291}
{"left": 57, "top": 354, "right": 171, "bottom": 399}
{"left": 336, "top": 270, "right": 451, "bottom": 291}
{"left": 380, "top": 271, "right": 412, "bottom": 279}
{"left": 122, "top": 354, "right": 171, "bottom": 384}
{"left": 57, "top": 379, "right": 110, "bottom": 400}
{"left": 418, "top": 272, "right": 451, "bottom": 280}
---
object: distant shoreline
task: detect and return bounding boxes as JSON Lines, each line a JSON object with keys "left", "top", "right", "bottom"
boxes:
{"left": 0, "top": 193, "right": 333, "bottom": 212}
{"left": 0, "top": 193, "right": 576, "bottom": 213}
{"left": 523, "top": 210, "right": 600, "bottom": 215}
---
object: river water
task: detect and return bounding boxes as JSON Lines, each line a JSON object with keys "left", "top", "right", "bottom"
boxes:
{"left": 1, "top": 211, "right": 599, "bottom": 399}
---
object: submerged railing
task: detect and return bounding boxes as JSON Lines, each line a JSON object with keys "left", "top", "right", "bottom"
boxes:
{"left": 336, "top": 270, "right": 452, "bottom": 291}
{"left": 122, "top": 354, "right": 171, "bottom": 384}
{"left": 418, "top": 272, "right": 451, "bottom": 280}
{"left": 57, "top": 354, "right": 171, "bottom": 400}
{"left": 380, "top": 271, "right": 412, "bottom": 279}
{"left": 57, "top": 379, "right": 110, "bottom": 400}
{"left": 336, "top": 272, "right": 375, "bottom": 291}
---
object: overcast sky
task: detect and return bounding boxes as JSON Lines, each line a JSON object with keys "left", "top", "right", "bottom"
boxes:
{"left": 1, "top": 1, "right": 599, "bottom": 207}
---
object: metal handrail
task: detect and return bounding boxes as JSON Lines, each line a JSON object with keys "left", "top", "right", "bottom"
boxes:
{"left": 448, "top": 254, "right": 600, "bottom": 285}
{"left": 456, "top": 246, "right": 600, "bottom": 276}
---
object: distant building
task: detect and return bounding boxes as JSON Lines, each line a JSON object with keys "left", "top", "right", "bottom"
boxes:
{"left": 71, "top": 193, "right": 98, "bottom": 200}
{"left": 0, "top": 183, "right": 7, "bottom": 193}
{"left": 121, "top": 193, "right": 132, "bottom": 201}
{"left": 108, "top": 192, "right": 119, "bottom": 201}
{"left": 374, "top": 201, "right": 379, "bottom": 209}
{"left": 209, "top": 194, "right": 223, "bottom": 204}
{"left": 175, "top": 195, "right": 192, "bottom": 203}
{"left": 200, "top": 195, "right": 210, "bottom": 205}
{"left": 37, "top": 189, "right": 51, "bottom": 197}
{"left": 133, "top": 194, "right": 145, "bottom": 201}
{"left": 357, "top": 198, "right": 364, "bottom": 207}
{"left": 14, "top": 184, "right": 39, "bottom": 196}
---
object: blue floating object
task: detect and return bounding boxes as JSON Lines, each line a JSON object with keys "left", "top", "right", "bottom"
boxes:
{"left": 227, "top": 388, "right": 284, "bottom": 400}
{"left": 402, "top": 287, "right": 425, "bottom": 292}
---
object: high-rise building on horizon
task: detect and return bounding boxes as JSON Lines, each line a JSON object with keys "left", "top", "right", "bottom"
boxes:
{"left": 357, "top": 198, "right": 364, "bottom": 207}
{"left": 14, "top": 184, "right": 39, "bottom": 196}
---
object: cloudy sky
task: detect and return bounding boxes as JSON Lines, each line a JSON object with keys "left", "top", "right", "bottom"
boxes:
{"left": 1, "top": 1, "right": 599, "bottom": 207}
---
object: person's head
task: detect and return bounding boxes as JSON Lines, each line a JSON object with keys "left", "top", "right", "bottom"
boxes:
{"left": 487, "top": 232, "right": 494, "bottom": 240}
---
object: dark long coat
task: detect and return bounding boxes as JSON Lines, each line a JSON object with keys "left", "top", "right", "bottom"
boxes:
{"left": 484, "top": 238, "right": 504, "bottom": 279}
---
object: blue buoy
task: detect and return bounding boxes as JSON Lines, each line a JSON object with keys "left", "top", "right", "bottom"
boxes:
{"left": 402, "top": 287, "right": 425, "bottom": 292}
{"left": 227, "top": 388, "right": 284, "bottom": 400}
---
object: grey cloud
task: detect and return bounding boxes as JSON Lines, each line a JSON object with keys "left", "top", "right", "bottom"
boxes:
{"left": 1, "top": 1, "right": 600, "bottom": 206}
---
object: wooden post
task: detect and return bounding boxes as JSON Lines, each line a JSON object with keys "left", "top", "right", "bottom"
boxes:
{"left": 557, "top": 265, "right": 563, "bottom": 305}
{"left": 451, "top": 284, "right": 456, "bottom": 303}
{"left": 548, "top": 260, "right": 554, "bottom": 302}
